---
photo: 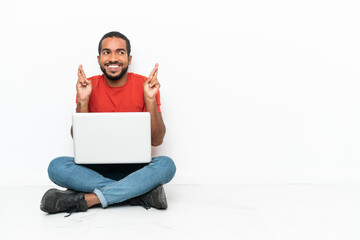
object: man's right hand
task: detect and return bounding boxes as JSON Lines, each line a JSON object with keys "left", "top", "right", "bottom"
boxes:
{"left": 73, "top": 65, "right": 92, "bottom": 136}
{"left": 77, "top": 64, "right": 92, "bottom": 102}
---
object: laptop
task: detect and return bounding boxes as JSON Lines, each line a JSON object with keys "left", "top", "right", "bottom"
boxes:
{"left": 72, "top": 112, "right": 151, "bottom": 164}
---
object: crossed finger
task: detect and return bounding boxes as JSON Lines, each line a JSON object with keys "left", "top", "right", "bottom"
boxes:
{"left": 80, "top": 65, "right": 87, "bottom": 79}
{"left": 148, "top": 63, "right": 159, "bottom": 81}
{"left": 148, "top": 63, "right": 160, "bottom": 87}
{"left": 77, "top": 65, "right": 88, "bottom": 86}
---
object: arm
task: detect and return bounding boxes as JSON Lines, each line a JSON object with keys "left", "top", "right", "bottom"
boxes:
{"left": 144, "top": 63, "right": 166, "bottom": 146}
{"left": 71, "top": 65, "right": 92, "bottom": 138}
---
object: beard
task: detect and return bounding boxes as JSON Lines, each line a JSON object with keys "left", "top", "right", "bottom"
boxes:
{"left": 100, "top": 64, "right": 129, "bottom": 81}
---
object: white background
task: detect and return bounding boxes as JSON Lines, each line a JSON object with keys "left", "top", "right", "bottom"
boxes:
{"left": 0, "top": 0, "right": 359, "bottom": 186}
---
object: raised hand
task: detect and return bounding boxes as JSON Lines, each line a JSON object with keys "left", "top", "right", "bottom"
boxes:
{"left": 76, "top": 65, "right": 92, "bottom": 102}
{"left": 143, "top": 63, "right": 160, "bottom": 100}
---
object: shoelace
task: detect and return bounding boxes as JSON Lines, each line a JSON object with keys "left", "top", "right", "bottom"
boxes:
{"left": 64, "top": 203, "right": 80, "bottom": 217}
{"left": 137, "top": 198, "right": 151, "bottom": 210}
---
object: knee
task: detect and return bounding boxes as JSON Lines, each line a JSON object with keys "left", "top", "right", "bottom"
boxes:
{"left": 155, "top": 156, "right": 176, "bottom": 182}
{"left": 48, "top": 156, "right": 74, "bottom": 183}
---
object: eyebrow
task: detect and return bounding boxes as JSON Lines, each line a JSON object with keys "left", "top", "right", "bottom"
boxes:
{"left": 102, "top": 48, "right": 127, "bottom": 53}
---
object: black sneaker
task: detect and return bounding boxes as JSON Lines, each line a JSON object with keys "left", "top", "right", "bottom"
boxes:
{"left": 126, "top": 185, "right": 168, "bottom": 210}
{"left": 40, "top": 188, "right": 88, "bottom": 217}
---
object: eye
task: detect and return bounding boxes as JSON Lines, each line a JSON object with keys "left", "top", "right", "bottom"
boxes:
{"left": 118, "top": 51, "right": 125, "bottom": 55}
{"left": 103, "top": 51, "right": 109, "bottom": 55}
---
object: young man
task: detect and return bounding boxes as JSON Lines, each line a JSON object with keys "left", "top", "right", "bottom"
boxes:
{"left": 40, "top": 32, "right": 176, "bottom": 216}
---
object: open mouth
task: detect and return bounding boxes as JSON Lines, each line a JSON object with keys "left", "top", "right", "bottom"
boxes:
{"left": 107, "top": 64, "right": 120, "bottom": 72}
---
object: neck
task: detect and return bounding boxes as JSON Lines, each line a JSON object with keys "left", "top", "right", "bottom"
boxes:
{"left": 104, "top": 72, "right": 129, "bottom": 87}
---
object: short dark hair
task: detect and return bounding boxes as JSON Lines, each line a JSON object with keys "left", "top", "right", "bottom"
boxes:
{"left": 98, "top": 31, "right": 131, "bottom": 56}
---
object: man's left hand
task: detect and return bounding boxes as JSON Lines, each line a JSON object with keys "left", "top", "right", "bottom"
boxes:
{"left": 143, "top": 63, "right": 160, "bottom": 100}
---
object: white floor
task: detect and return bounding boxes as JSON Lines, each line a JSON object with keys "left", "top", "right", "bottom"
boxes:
{"left": 1, "top": 184, "right": 359, "bottom": 240}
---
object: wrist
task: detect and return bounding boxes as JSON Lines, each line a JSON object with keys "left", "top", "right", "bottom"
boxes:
{"left": 144, "top": 95, "right": 156, "bottom": 103}
{"left": 76, "top": 100, "right": 89, "bottom": 113}
{"left": 77, "top": 98, "right": 89, "bottom": 104}
{"left": 144, "top": 97, "right": 157, "bottom": 111}
{"left": 144, "top": 96, "right": 156, "bottom": 107}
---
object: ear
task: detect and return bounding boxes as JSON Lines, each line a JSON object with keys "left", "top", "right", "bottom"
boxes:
{"left": 128, "top": 55, "right": 132, "bottom": 65}
{"left": 97, "top": 55, "right": 100, "bottom": 64}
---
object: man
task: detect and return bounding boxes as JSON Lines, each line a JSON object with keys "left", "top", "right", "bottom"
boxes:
{"left": 40, "top": 31, "right": 176, "bottom": 216}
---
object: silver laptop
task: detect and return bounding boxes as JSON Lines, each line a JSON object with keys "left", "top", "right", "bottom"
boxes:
{"left": 72, "top": 112, "right": 151, "bottom": 164}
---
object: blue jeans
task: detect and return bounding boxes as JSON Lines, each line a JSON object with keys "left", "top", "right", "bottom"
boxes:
{"left": 47, "top": 156, "right": 176, "bottom": 208}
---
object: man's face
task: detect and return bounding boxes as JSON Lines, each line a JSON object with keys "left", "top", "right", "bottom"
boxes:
{"left": 97, "top": 37, "right": 132, "bottom": 81}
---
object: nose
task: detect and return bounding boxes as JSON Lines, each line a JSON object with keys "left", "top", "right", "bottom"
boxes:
{"left": 110, "top": 52, "right": 117, "bottom": 62}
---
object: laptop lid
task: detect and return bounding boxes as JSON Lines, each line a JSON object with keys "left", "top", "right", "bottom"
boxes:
{"left": 73, "top": 112, "right": 151, "bottom": 164}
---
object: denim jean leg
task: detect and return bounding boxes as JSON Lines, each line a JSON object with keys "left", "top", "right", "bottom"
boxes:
{"left": 48, "top": 155, "right": 176, "bottom": 208}
{"left": 47, "top": 156, "right": 117, "bottom": 207}
{"left": 98, "top": 155, "right": 176, "bottom": 206}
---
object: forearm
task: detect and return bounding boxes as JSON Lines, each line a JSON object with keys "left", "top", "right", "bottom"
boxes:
{"left": 71, "top": 100, "right": 90, "bottom": 138}
{"left": 145, "top": 98, "right": 166, "bottom": 146}
{"left": 76, "top": 100, "right": 89, "bottom": 113}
